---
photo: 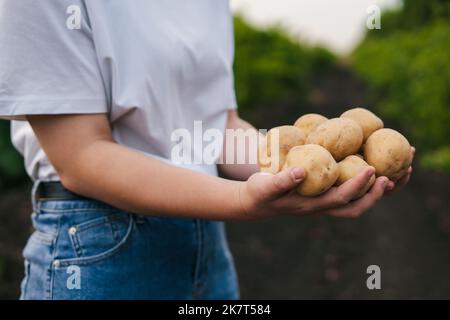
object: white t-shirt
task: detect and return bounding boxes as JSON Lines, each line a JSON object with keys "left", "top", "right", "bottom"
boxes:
{"left": 0, "top": 0, "right": 237, "bottom": 181}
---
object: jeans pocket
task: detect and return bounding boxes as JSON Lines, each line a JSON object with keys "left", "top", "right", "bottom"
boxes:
{"left": 58, "top": 212, "right": 134, "bottom": 267}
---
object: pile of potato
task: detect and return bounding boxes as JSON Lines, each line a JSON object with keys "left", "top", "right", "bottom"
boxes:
{"left": 258, "top": 108, "right": 413, "bottom": 198}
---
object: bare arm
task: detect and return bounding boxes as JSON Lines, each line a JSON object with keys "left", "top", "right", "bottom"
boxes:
{"left": 27, "top": 114, "right": 243, "bottom": 220}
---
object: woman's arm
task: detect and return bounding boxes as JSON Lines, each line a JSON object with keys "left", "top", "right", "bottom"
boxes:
{"left": 27, "top": 113, "right": 389, "bottom": 221}
{"left": 218, "top": 110, "right": 260, "bottom": 181}
{"left": 27, "top": 114, "right": 244, "bottom": 220}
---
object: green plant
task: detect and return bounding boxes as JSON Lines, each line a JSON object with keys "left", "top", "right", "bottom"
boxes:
{"left": 233, "top": 16, "right": 336, "bottom": 127}
{"left": 0, "top": 121, "right": 27, "bottom": 187}
{"left": 353, "top": 5, "right": 450, "bottom": 174}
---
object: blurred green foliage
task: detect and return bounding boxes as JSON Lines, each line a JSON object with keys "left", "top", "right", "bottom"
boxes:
{"left": 353, "top": 0, "right": 450, "bottom": 174}
{"left": 233, "top": 16, "right": 337, "bottom": 127}
{"left": 0, "top": 121, "right": 26, "bottom": 188}
{"left": 369, "top": 0, "right": 450, "bottom": 38}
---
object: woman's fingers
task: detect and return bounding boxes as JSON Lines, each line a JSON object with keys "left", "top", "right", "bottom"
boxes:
{"left": 256, "top": 167, "right": 306, "bottom": 200}
{"left": 305, "top": 167, "right": 376, "bottom": 211}
{"left": 325, "top": 176, "right": 389, "bottom": 218}
{"left": 385, "top": 166, "right": 412, "bottom": 195}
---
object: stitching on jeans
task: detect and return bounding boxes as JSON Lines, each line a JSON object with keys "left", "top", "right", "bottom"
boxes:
{"left": 49, "top": 214, "right": 61, "bottom": 300}
{"left": 57, "top": 214, "right": 134, "bottom": 267}
{"left": 193, "top": 219, "right": 205, "bottom": 299}
{"left": 68, "top": 214, "right": 126, "bottom": 257}
{"left": 72, "top": 214, "right": 124, "bottom": 232}
{"left": 69, "top": 228, "right": 82, "bottom": 257}
{"left": 39, "top": 208, "right": 119, "bottom": 213}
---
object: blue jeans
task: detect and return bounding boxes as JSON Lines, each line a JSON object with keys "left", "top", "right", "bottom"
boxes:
{"left": 20, "top": 182, "right": 239, "bottom": 300}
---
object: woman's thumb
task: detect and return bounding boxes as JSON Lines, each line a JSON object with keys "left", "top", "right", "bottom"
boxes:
{"left": 265, "top": 167, "right": 305, "bottom": 198}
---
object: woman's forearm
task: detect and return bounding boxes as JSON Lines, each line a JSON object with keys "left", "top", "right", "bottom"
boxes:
{"left": 27, "top": 114, "right": 245, "bottom": 220}
{"left": 66, "top": 140, "right": 245, "bottom": 220}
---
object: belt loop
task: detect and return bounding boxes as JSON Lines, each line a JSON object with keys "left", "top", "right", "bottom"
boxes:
{"left": 31, "top": 179, "right": 42, "bottom": 214}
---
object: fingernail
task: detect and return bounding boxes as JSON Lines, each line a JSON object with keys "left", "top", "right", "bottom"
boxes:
{"left": 387, "top": 181, "right": 395, "bottom": 190}
{"left": 291, "top": 168, "right": 305, "bottom": 181}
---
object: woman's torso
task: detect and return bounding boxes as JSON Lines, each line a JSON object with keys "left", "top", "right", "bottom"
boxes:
{"left": 11, "top": 0, "right": 237, "bottom": 181}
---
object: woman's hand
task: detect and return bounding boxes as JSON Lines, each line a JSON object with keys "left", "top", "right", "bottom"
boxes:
{"left": 239, "top": 166, "right": 390, "bottom": 220}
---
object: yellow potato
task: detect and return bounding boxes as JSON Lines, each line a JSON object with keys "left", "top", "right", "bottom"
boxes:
{"left": 306, "top": 118, "right": 363, "bottom": 161}
{"left": 283, "top": 144, "right": 339, "bottom": 196}
{"left": 364, "top": 128, "right": 413, "bottom": 181}
{"left": 294, "top": 114, "right": 328, "bottom": 136}
{"left": 337, "top": 155, "right": 375, "bottom": 199}
{"left": 258, "top": 126, "right": 306, "bottom": 173}
{"left": 341, "top": 107, "right": 384, "bottom": 142}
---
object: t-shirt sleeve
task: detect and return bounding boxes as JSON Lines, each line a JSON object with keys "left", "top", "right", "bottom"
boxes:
{"left": 227, "top": 83, "right": 238, "bottom": 110}
{"left": 0, "top": 0, "right": 108, "bottom": 121}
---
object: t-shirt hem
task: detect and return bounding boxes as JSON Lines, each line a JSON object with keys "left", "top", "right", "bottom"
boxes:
{"left": 0, "top": 98, "right": 108, "bottom": 121}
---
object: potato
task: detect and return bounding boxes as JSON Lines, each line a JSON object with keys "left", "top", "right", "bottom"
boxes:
{"left": 337, "top": 155, "right": 376, "bottom": 199}
{"left": 363, "top": 128, "right": 413, "bottom": 181}
{"left": 306, "top": 118, "right": 364, "bottom": 161}
{"left": 294, "top": 114, "right": 328, "bottom": 136}
{"left": 258, "top": 126, "right": 306, "bottom": 173}
{"left": 341, "top": 107, "right": 384, "bottom": 142}
{"left": 283, "top": 144, "right": 339, "bottom": 196}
